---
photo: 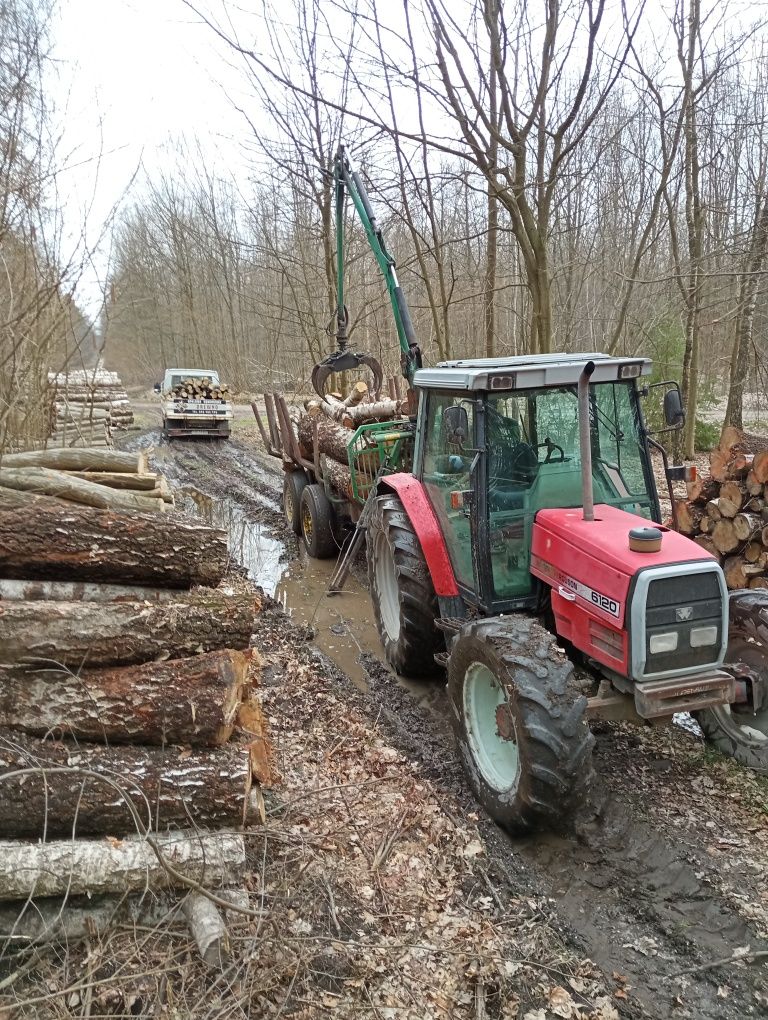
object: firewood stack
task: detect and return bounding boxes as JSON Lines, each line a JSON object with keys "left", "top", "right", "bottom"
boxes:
{"left": 0, "top": 448, "right": 270, "bottom": 938}
{"left": 675, "top": 426, "right": 768, "bottom": 590}
{"left": 173, "top": 377, "right": 230, "bottom": 399}
{"left": 48, "top": 365, "right": 135, "bottom": 447}
{"left": 297, "top": 380, "right": 408, "bottom": 497}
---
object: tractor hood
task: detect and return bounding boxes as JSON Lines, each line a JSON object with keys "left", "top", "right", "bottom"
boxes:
{"left": 531, "top": 504, "right": 717, "bottom": 628}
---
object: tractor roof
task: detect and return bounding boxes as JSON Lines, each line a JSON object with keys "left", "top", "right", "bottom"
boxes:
{"left": 413, "top": 352, "right": 652, "bottom": 392}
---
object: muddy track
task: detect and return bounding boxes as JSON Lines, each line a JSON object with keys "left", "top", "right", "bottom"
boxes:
{"left": 127, "top": 429, "right": 768, "bottom": 1019}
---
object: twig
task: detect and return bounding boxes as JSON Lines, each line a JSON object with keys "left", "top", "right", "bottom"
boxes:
{"left": 668, "top": 948, "right": 768, "bottom": 979}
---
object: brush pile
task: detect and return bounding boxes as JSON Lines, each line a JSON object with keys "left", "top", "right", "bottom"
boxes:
{"left": 0, "top": 454, "right": 270, "bottom": 953}
{"left": 675, "top": 426, "right": 768, "bottom": 589}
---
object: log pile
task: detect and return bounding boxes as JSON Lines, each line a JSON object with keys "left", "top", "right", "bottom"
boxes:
{"left": 0, "top": 446, "right": 173, "bottom": 513}
{"left": 48, "top": 364, "right": 135, "bottom": 445}
{"left": 0, "top": 486, "right": 270, "bottom": 946}
{"left": 172, "top": 376, "right": 230, "bottom": 400}
{"left": 675, "top": 426, "right": 768, "bottom": 589}
{"left": 295, "top": 381, "right": 407, "bottom": 493}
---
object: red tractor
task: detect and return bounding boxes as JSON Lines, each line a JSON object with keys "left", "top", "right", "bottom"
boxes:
{"left": 292, "top": 147, "right": 767, "bottom": 832}
{"left": 361, "top": 354, "right": 768, "bottom": 831}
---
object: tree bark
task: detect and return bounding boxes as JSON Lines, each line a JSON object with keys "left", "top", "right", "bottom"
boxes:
{"left": 66, "top": 471, "right": 163, "bottom": 490}
{"left": 0, "top": 730, "right": 259, "bottom": 837}
{"left": 0, "top": 498, "right": 227, "bottom": 587}
{"left": 0, "top": 467, "right": 165, "bottom": 513}
{"left": 0, "top": 579, "right": 181, "bottom": 602}
{"left": 0, "top": 831, "right": 246, "bottom": 901}
{"left": 298, "top": 414, "right": 350, "bottom": 463}
{"left": 0, "top": 590, "right": 256, "bottom": 668}
{"left": 0, "top": 448, "right": 148, "bottom": 472}
{"left": 711, "top": 519, "right": 739, "bottom": 555}
{"left": 0, "top": 649, "right": 251, "bottom": 745}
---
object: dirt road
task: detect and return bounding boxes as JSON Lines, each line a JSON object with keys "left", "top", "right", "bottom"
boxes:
{"left": 121, "top": 426, "right": 768, "bottom": 1019}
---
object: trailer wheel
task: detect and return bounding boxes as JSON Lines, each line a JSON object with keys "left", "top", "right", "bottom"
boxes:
{"left": 697, "top": 636, "right": 768, "bottom": 771}
{"left": 283, "top": 471, "right": 307, "bottom": 535}
{"left": 367, "top": 494, "right": 443, "bottom": 677}
{"left": 448, "top": 617, "right": 594, "bottom": 834}
{"left": 300, "top": 484, "right": 337, "bottom": 559}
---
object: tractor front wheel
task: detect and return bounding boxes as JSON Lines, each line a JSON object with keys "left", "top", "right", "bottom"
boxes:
{"left": 367, "top": 494, "right": 443, "bottom": 677}
{"left": 448, "top": 617, "right": 594, "bottom": 834}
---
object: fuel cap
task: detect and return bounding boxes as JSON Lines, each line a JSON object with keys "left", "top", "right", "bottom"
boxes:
{"left": 629, "top": 526, "right": 662, "bottom": 553}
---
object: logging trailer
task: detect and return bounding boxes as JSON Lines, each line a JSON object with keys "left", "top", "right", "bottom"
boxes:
{"left": 256, "top": 145, "right": 768, "bottom": 833}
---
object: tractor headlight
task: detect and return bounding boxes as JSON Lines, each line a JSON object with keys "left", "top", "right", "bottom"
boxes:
{"left": 649, "top": 631, "right": 678, "bottom": 654}
{"left": 690, "top": 625, "right": 718, "bottom": 648}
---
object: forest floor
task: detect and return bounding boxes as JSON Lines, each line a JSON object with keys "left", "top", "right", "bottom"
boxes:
{"left": 9, "top": 404, "right": 765, "bottom": 1019}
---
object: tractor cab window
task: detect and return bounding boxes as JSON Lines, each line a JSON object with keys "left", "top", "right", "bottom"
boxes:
{"left": 487, "top": 382, "right": 655, "bottom": 602}
{"left": 422, "top": 393, "right": 477, "bottom": 593}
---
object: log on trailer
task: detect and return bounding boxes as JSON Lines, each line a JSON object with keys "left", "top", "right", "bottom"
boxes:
{"left": 0, "top": 649, "right": 252, "bottom": 745}
{"left": 0, "top": 498, "right": 227, "bottom": 586}
{"left": 0, "top": 731, "right": 262, "bottom": 837}
{"left": 0, "top": 590, "right": 257, "bottom": 667}
{"left": 298, "top": 413, "right": 352, "bottom": 463}
{"left": 0, "top": 831, "right": 246, "bottom": 901}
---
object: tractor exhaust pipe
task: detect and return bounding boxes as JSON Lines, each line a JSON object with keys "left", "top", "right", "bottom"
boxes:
{"left": 578, "top": 361, "right": 596, "bottom": 522}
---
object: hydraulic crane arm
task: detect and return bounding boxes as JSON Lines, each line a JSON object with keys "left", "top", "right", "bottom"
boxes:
{"left": 311, "top": 145, "right": 423, "bottom": 399}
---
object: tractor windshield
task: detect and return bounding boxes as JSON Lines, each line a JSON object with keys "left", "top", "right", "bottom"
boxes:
{"left": 486, "top": 381, "right": 656, "bottom": 600}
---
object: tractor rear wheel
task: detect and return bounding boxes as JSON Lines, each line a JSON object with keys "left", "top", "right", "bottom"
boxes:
{"left": 696, "top": 636, "right": 768, "bottom": 771}
{"left": 367, "top": 494, "right": 443, "bottom": 677}
{"left": 283, "top": 471, "right": 307, "bottom": 535}
{"left": 448, "top": 617, "right": 594, "bottom": 834}
{"left": 300, "top": 484, "right": 337, "bottom": 559}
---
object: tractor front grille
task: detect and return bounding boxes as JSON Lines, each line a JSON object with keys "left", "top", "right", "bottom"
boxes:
{"left": 631, "top": 564, "right": 727, "bottom": 681}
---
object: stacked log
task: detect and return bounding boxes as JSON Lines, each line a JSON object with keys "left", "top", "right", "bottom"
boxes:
{"left": 48, "top": 364, "right": 135, "bottom": 440}
{"left": 0, "top": 446, "right": 173, "bottom": 513}
{"left": 172, "top": 376, "right": 230, "bottom": 400}
{"left": 0, "top": 490, "right": 270, "bottom": 930}
{"left": 294, "top": 380, "right": 408, "bottom": 493}
{"left": 675, "top": 427, "right": 768, "bottom": 589}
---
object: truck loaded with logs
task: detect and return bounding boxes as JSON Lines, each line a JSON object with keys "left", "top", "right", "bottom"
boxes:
{"left": 256, "top": 143, "right": 768, "bottom": 835}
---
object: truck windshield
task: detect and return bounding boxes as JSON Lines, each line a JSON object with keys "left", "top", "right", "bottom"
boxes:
{"left": 486, "top": 381, "right": 655, "bottom": 600}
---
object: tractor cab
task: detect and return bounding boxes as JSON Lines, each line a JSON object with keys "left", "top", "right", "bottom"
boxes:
{"left": 412, "top": 353, "right": 661, "bottom": 613}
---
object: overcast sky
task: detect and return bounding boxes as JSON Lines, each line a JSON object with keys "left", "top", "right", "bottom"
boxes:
{"left": 51, "top": 0, "right": 250, "bottom": 315}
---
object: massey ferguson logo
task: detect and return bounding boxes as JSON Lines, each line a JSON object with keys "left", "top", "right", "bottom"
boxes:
{"left": 676, "top": 606, "right": 693, "bottom": 622}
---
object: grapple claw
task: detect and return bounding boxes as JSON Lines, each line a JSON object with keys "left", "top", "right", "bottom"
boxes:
{"left": 311, "top": 349, "right": 384, "bottom": 402}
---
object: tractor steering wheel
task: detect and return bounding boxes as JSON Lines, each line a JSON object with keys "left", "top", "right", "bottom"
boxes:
{"left": 507, "top": 442, "right": 539, "bottom": 485}
{"left": 538, "top": 438, "right": 565, "bottom": 463}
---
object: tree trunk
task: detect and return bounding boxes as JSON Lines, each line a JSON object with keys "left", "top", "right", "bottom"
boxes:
{"left": 321, "top": 456, "right": 354, "bottom": 500}
{"left": 298, "top": 414, "right": 351, "bottom": 463}
{"left": 723, "top": 557, "right": 764, "bottom": 591}
{"left": 66, "top": 471, "right": 163, "bottom": 490}
{"left": 673, "top": 500, "right": 703, "bottom": 535}
{"left": 0, "top": 730, "right": 259, "bottom": 837}
{"left": 0, "top": 498, "right": 227, "bottom": 587}
{"left": 711, "top": 519, "right": 739, "bottom": 555}
{"left": 0, "top": 467, "right": 165, "bottom": 514}
{"left": 0, "top": 448, "right": 146, "bottom": 472}
{"left": 0, "top": 831, "right": 246, "bottom": 901}
{"left": 0, "top": 649, "right": 251, "bottom": 745}
{"left": 0, "top": 579, "right": 181, "bottom": 602}
{"left": 0, "top": 590, "right": 256, "bottom": 668}
{"left": 733, "top": 513, "right": 762, "bottom": 543}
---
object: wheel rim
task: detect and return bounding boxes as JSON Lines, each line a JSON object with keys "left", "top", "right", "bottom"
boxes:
{"left": 463, "top": 661, "right": 520, "bottom": 792}
{"left": 284, "top": 485, "right": 294, "bottom": 526}
{"left": 302, "top": 504, "right": 313, "bottom": 545}
{"left": 709, "top": 704, "right": 768, "bottom": 747}
{"left": 375, "top": 530, "right": 400, "bottom": 642}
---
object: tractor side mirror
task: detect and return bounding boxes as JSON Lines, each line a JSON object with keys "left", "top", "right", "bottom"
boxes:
{"left": 663, "top": 389, "right": 685, "bottom": 429}
{"left": 442, "top": 405, "right": 469, "bottom": 447}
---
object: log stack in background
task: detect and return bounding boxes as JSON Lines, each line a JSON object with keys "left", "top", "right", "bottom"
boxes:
{"left": 675, "top": 426, "right": 768, "bottom": 590}
{"left": 0, "top": 454, "right": 271, "bottom": 935}
{"left": 48, "top": 364, "right": 135, "bottom": 447}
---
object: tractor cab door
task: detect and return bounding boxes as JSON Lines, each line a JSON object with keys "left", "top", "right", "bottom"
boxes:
{"left": 420, "top": 392, "right": 480, "bottom": 599}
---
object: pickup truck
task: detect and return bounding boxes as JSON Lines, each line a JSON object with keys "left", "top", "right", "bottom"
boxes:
{"left": 159, "top": 368, "right": 233, "bottom": 439}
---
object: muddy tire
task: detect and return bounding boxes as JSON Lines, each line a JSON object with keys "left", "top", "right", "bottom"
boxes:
{"left": 300, "top": 484, "right": 336, "bottom": 559}
{"left": 367, "top": 494, "right": 443, "bottom": 678}
{"left": 283, "top": 471, "right": 307, "bottom": 535}
{"left": 448, "top": 617, "right": 594, "bottom": 834}
{"left": 696, "top": 636, "right": 768, "bottom": 771}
